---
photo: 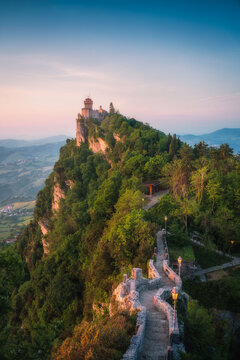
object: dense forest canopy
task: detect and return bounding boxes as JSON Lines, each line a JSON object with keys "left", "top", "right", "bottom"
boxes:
{"left": 0, "top": 112, "right": 239, "bottom": 359}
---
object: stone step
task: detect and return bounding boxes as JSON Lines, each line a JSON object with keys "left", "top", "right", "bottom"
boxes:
{"left": 140, "top": 349, "right": 167, "bottom": 360}
{"left": 140, "top": 354, "right": 167, "bottom": 360}
{"left": 144, "top": 334, "right": 169, "bottom": 342}
{"left": 145, "top": 326, "right": 168, "bottom": 334}
{"left": 147, "top": 314, "right": 167, "bottom": 321}
{"left": 147, "top": 317, "right": 166, "bottom": 324}
{"left": 145, "top": 325, "right": 168, "bottom": 332}
{"left": 147, "top": 311, "right": 166, "bottom": 316}
{"left": 143, "top": 336, "right": 169, "bottom": 344}
{"left": 142, "top": 337, "right": 169, "bottom": 346}
{"left": 147, "top": 319, "right": 167, "bottom": 326}
{"left": 144, "top": 328, "right": 169, "bottom": 337}
{"left": 141, "top": 346, "right": 167, "bottom": 353}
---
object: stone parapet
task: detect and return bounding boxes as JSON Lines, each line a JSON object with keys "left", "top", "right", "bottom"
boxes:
{"left": 154, "top": 288, "right": 186, "bottom": 360}
{"left": 148, "top": 259, "right": 161, "bottom": 279}
{"left": 163, "top": 260, "right": 182, "bottom": 291}
{"left": 121, "top": 307, "right": 147, "bottom": 360}
{"left": 111, "top": 272, "right": 147, "bottom": 360}
{"left": 112, "top": 229, "right": 187, "bottom": 360}
{"left": 148, "top": 259, "right": 162, "bottom": 290}
{"left": 154, "top": 288, "right": 179, "bottom": 340}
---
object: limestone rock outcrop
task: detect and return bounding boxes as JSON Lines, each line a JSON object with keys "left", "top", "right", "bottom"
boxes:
{"left": 65, "top": 179, "right": 74, "bottom": 189}
{"left": 52, "top": 180, "right": 65, "bottom": 213}
{"left": 38, "top": 219, "right": 49, "bottom": 235}
{"left": 38, "top": 219, "right": 49, "bottom": 254}
{"left": 88, "top": 137, "right": 107, "bottom": 153}
{"left": 113, "top": 132, "right": 121, "bottom": 142}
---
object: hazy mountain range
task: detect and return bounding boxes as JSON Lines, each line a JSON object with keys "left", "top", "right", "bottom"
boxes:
{"left": 0, "top": 135, "right": 68, "bottom": 148}
{"left": 179, "top": 128, "right": 240, "bottom": 153}
{"left": 0, "top": 136, "right": 69, "bottom": 205}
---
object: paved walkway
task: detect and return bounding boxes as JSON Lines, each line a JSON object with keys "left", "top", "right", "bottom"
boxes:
{"left": 139, "top": 232, "right": 174, "bottom": 360}
{"left": 194, "top": 257, "right": 240, "bottom": 278}
{"left": 143, "top": 190, "right": 169, "bottom": 210}
{"left": 190, "top": 238, "right": 240, "bottom": 281}
{"left": 190, "top": 237, "right": 237, "bottom": 260}
{"left": 139, "top": 290, "right": 169, "bottom": 360}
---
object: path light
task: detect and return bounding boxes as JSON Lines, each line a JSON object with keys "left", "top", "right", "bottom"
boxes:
{"left": 229, "top": 240, "right": 234, "bottom": 257}
{"left": 178, "top": 256, "right": 182, "bottom": 277}
{"left": 164, "top": 216, "right": 168, "bottom": 231}
{"left": 172, "top": 287, "right": 178, "bottom": 331}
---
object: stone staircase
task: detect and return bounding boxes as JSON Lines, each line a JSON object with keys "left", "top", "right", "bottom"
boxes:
{"left": 139, "top": 290, "right": 169, "bottom": 360}
{"left": 115, "top": 230, "right": 184, "bottom": 360}
{"left": 138, "top": 234, "right": 175, "bottom": 360}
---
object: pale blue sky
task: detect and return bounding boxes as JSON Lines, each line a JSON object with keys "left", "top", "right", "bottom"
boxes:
{"left": 0, "top": 0, "right": 240, "bottom": 138}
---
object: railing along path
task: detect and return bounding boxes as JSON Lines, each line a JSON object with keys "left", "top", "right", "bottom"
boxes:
{"left": 111, "top": 230, "right": 187, "bottom": 360}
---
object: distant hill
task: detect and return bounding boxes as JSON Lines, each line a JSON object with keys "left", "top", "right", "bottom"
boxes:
{"left": 179, "top": 128, "right": 240, "bottom": 153}
{"left": 0, "top": 140, "right": 67, "bottom": 205}
{"left": 0, "top": 135, "right": 69, "bottom": 148}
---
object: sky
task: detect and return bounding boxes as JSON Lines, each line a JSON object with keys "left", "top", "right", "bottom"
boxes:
{"left": 0, "top": 0, "right": 240, "bottom": 139}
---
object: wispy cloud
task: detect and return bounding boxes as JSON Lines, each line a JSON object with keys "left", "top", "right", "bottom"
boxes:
{"left": 199, "top": 92, "right": 240, "bottom": 102}
{"left": 0, "top": 53, "right": 109, "bottom": 81}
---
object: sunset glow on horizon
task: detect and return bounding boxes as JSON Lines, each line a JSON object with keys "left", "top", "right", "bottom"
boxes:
{"left": 1, "top": 0, "right": 240, "bottom": 139}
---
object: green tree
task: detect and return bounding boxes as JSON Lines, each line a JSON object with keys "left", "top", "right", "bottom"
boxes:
{"left": 184, "top": 299, "right": 216, "bottom": 360}
{"left": 191, "top": 166, "right": 208, "bottom": 203}
{"left": 144, "top": 154, "right": 167, "bottom": 179}
{"left": 109, "top": 102, "right": 115, "bottom": 115}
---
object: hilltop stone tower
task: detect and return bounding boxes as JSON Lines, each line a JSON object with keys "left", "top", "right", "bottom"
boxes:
{"left": 76, "top": 98, "right": 108, "bottom": 146}
{"left": 82, "top": 97, "right": 93, "bottom": 118}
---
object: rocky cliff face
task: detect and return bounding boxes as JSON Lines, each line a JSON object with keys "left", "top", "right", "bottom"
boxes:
{"left": 76, "top": 118, "right": 88, "bottom": 146}
{"left": 76, "top": 118, "right": 109, "bottom": 153}
{"left": 38, "top": 219, "right": 49, "bottom": 254}
{"left": 38, "top": 179, "right": 73, "bottom": 255}
{"left": 113, "top": 132, "right": 121, "bottom": 142}
{"left": 89, "top": 137, "right": 107, "bottom": 153}
{"left": 52, "top": 180, "right": 66, "bottom": 213}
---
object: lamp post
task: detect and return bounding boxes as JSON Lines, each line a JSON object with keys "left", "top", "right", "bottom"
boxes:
{"left": 164, "top": 216, "right": 168, "bottom": 232}
{"left": 178, "top": 256, "right": 182, "bottom": 277}
{"left": 172, "top": 287, "right": 178, "bottom": 331}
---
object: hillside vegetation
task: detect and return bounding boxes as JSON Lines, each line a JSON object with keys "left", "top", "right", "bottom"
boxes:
{"left": 0, "top": 113, "right": 240, "bottom": 359}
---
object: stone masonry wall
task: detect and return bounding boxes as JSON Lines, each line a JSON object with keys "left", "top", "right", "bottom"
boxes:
{"left": 162, "top": 230, "right": 182, "bottom": 291}
{"left": 112, "top": 230, "right": 187, "bottom": 360}
{"left": 148, "top": 259, "right": 161, "bottom": 279}
{"left": 111, "top": 269, "right": 147, "bottom": 360}
{"left": 111, "top": 265, "right": 163, "bottom": 359}
{"left": 154, "top": 288, "right": 179, "bottom": 341}
{"left": 163, "top": 260, "right": 182, "bottom": 290}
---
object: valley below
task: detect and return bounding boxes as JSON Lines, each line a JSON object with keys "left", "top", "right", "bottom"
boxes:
{"left": 0, "top": 137, "right": 67, "bottom": 243}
